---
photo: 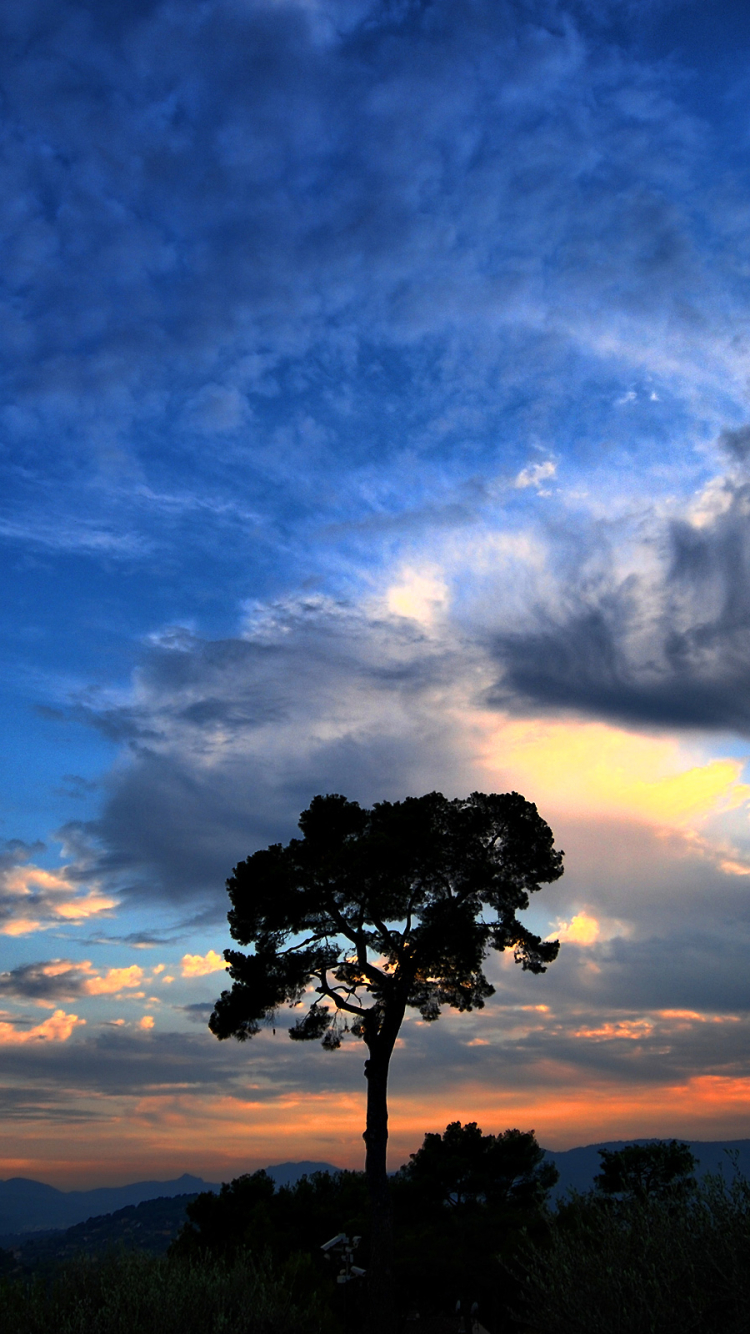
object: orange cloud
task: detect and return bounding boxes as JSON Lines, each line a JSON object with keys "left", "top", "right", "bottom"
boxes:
{"left": 181, "top": 950, "right": 226, "bottom": 978}
{"left": 551, "top": 911, "right": 600, "bottom": 945}
{"left": 573, "top": 1018, "right": 654, "bottom": 1041}
{"left": 4, "top": 1072, "right": 749, "bottom": 1189}
{"left": 0, "top": 861, "right": 118, "bottom": 936}
{"left": 84, "top": 966, "right": 144, "bottom": 995}
{"left": 0, "top": 1010, "right": 84, "bottom": 1045}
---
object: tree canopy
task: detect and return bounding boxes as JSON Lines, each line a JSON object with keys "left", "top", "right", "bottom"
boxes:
{"left": 209, "top": 788, "right": 563, "bottom": 1331}
{"left": 397, "top": 1120, "right": 559, "bottom": 1212}
{"left": 594, "top": 1141, "right": 697, "bottom": 1202}
{"left": 210, "top": 789, "right": 564, "bottom": 1049}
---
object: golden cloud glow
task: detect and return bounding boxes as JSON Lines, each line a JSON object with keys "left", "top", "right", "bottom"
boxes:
{"left": 5, "top": 1073, "right": 750, "bottom": 1188}
{"left": 0, "top": 1010, "right": 85, "bottom": 1045}
{"left": 53, "top": 893, "right": 119, "bottom": 922}
{"left": 481, "top": 717, "right": 750, "bottom": 829}
{"left": 1, "top": 918, "right": 43, "bottom": 937}
{"left": 385, "top": 567, "right": 449, "bottom": 627}
{"left": 84, "top": 966, "right": 145, "bottom": 995}
{"left": 0, "top": 959, "right": 151, "bottom": 1005}
{"left": 719, "top": 858, "right": 750, "bottom": 876}
{"left": 573, "top": 1018, "right": 654, "bottom": 1041}
{"left": 0, "top": 861, "right": 118, "bottom": 935}
{"left": 552, "top": 911, "right": 600, "bottom": 945}
{"left": 139, "top": 1015, "right": 155, "bottom": 1030}
{"left": 181, "top": 950, "right": 226, "bottom": 978}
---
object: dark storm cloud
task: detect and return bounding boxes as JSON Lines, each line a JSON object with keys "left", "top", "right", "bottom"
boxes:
{"left": 531, "top": 932, "right": 750, "bottom": 1016}
{"left": 488, "top": 462, "right": 750, "bottom": 733}
{"left": 59, "top": 597, "right": 475, "bottom": 910}
{"left": 718, "top": 425, "right": 750, "bottom": 462}
{"left": 0, "top": 960, "right": 93, "bottom": 1005}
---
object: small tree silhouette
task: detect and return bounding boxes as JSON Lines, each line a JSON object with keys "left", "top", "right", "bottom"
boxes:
{"left": 595, "top": 1140, "right": 697, "bottom": 1202}
{"left": 400, "top": 1120, "right": 559, "bottom": 1211}
{"left": 209, "top": 790, "right": 563, "bottom": 1328}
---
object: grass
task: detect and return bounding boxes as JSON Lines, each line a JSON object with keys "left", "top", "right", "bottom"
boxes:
{"left": 517, "top": 1169, "right": 750, "bottom": 1334}
{"left": 0, "top": 1249, "right": 331, "bottom": 1334}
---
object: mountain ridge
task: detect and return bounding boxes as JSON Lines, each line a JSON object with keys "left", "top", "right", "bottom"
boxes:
{"left": 543, "top": 1138, "right": 750, "bottom": 1197}
{"left": 3, "top": 1140, "right": 750, "bottom": 1236}
{"left": 0, "top": 1161, "right": 337, "bottom": 1236}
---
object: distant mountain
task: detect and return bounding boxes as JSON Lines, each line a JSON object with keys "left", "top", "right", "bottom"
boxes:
{"left": 0, "top": 1193, "right": 201, "bottom": 1271}
{"left": 543, "top": 1139, "right": 750, "bottom": 1197}
{"left": 265, "top": 1160, "right": 339, "bottom": 1188}
{"left": 0, "top": 1162, "right": 339, "bottom": 1237}
{"left": 0, "top": 1173, "right": 220, "bottom": 1237}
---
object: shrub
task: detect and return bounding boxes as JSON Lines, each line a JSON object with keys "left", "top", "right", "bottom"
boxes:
{"left": 0, "top": 1248, "right": 330, "bottom": 1334}
{"left": 517, "top": 1169, "right": 750, "bottom": 1334}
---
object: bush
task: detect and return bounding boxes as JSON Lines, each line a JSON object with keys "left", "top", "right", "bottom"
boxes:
{"left": 0, "top": 1248, "right": 331, "bottom": 1334}
{"left": 518, "top": 1169, "right": 750, "bottom": 1334}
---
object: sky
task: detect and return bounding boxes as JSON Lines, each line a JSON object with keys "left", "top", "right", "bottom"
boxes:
{"left": 2, "top": 0, "right": 750, "bottom": 1189}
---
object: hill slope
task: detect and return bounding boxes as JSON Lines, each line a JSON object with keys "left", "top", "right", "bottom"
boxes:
{"left": 0, "top": 1161, "right": 338, "bottom": 1236}
{"left": 543, "top": 1139, "right": 750, "bottom": 1196}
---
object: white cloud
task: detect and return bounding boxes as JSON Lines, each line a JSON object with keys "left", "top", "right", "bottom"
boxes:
{"left": 514, "top": 460, "right": 557, "bottom": 491}
{"left": 385, "top": 567, "right": 450, "bottom": 627}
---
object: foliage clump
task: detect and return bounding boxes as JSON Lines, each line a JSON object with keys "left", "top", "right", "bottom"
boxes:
{"left": 518, "top": 1144, "right": 750, "bottom": 1334}
{"left": 0, "top": 1249, "right": 328, "bottom": 1334}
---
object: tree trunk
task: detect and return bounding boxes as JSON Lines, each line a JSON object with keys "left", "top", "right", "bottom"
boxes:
{"left": 363, "top": 1036, "right": 396, "bottom": 1333}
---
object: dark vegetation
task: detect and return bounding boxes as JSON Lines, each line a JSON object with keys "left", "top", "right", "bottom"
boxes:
{"left": 2, "top": 1134, "right": 750, "bottom": 1333}
{"left": 518, "top": 1143, "right": 750, "bottom": 1334}
{"left": 3, "top": 792, "right": 744, "bottom": 1331}
{"left": 210, "top": 790, "right": 564, "bottom": 1326}
{"left": 0, "top": 1194, "right": 199, "bottom": 1271}
{"left": 0, "top": 1249, "right": 327, "bottom": 1334}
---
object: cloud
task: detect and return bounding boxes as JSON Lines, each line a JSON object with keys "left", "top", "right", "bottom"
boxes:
{"left": 480, "top": 717, "right": 750, "bottom": 829}
{"left": 514, "top": 460, "right": 557, "bottom": 490}
{"left": 551, "top": 910, "right": 601, "bottom": 945}
{"left": 181, "top": 951, "right": 226, "bottom": 978}
{"left": 384, "top": 568, "right": 450, "bottom": 627}
{"left": 486, "top": 461, "right": 750, "bottom": 735}
{"left": 0, "top": 847, "right": 118, "bottom": 937}
{"left": 64, "top": 595, "right": 475, "bottom": 911}
{"left": 0, "top": 1010, "right": 84, "bottom": 1045}
{"left": 0, "top": 960, "right": 145, "bottom": 1006}
{"left": 0, "top": 0, "right": 745, "bottom": 580}
{"left": 84, "top": 966, "right": 145, "bottom": 996}
{"left": 718, "top": 424, "right": 750, "bottom": 461}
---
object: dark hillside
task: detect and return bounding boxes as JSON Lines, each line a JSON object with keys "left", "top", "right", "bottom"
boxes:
{"left": 544, "top": 1138, "right": 750, "bottom": 1196}
{"left": 0, "top": 1195, "right": 199, "bottom": 1273}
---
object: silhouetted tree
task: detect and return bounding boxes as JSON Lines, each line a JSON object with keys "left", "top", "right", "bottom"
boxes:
{"left": 395, "top": 1121, "right": 559, "bottom": 1329}
{"left": 399, "top": 1120, "right": 559, "bottom": 1211}
{"left": 595, "top": 1141, "right": 696, "bottom": 1202}
{"left": 209, "top": 790, "right": 563, "bottom": 1329}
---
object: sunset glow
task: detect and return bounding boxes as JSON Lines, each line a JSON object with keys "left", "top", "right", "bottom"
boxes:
{"left": 1, "top": 0, "right": 750, "bottom": 1191}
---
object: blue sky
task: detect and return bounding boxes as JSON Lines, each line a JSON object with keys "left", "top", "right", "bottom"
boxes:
{"left": 3, "top": 0, "right": 750, "bottom": 1186}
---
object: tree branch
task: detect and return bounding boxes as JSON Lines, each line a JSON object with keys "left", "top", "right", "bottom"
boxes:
{"left": 317, "top": 970, "right": 368, "bottom": 1017}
